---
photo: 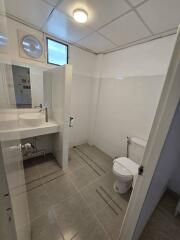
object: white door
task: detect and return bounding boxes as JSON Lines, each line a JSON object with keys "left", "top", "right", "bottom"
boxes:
{"left": 119, "top": 28, "right": 180, "bottom": 239}
{"left": 43, "top": 64, "right": 72, "bottom": 169}
{"left": 0, "top": 63, "right": 31, "bottom": 240}
{"left": 0, "top": 146, "right": 17, "bottom": 240}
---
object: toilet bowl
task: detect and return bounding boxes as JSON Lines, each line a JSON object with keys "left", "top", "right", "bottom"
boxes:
{"left": 113, "top": 157, "right": 139, "bottom": 194}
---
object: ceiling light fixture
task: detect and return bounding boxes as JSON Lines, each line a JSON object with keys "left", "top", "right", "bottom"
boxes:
{"left": 73, "top": 9, "right": 88, "bottom": 23}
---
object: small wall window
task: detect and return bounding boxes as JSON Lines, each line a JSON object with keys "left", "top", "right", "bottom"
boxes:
{"left": 47, "top": 38, "right": 68, "bottom": 66}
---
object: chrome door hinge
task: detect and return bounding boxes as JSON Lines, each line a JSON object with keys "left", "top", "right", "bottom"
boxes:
{"left": 138, "top": 165, "right": 144, "bottom": 176}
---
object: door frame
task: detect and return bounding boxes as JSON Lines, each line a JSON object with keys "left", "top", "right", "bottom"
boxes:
{"left": 119, "top": 26, "right": 180, "bottom": 240}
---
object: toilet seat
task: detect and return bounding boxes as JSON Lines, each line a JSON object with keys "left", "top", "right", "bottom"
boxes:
{"left": 113, "top": 161, "right": 132, "bottom": 181}
{"left": 114, "top": 157, "right": 139, "bottom": 176}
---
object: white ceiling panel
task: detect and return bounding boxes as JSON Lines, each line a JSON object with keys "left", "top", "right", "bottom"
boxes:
{"left": 78, "top": 33, "right": 116, "bottom": 53}
{"left": 128, "top": 0, "right": 146, "bottom": 6}
{"left": 99, "top": 11, "right": 150, "bottom": 46}
{"left": 57, "top": 0, "right": 131, "bottom": 30}
{"left": 137, "top": 0, "right": 180, "bottom": 34}
{"left": 43, "top": 0, "right": 60, "bottom": 7}
{"left": 43, "top": 10, "right": 93, "bottom": 43}
{"left": 4, "top": 0, "right": 53, "bottom": 28}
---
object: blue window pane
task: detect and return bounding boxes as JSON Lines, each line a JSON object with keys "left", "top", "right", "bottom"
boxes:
{"left": 47, "top": 38, "right": 68, "bottom": 66}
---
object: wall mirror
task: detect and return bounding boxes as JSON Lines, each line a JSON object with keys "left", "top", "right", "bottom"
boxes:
{"left": 12, "top": 64, "right": 45, "bottom": 108}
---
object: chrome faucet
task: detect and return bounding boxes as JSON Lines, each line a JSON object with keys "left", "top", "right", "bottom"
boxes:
{"left": 34, "top": 104, "right": 48, "bottom": 122}
{"left": 44, "top": 107, "right": 48, "bottom": 122}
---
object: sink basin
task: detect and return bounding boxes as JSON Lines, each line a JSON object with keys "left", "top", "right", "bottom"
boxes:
{"left": 19, "top": 113, "right": 45, "bottom": 127}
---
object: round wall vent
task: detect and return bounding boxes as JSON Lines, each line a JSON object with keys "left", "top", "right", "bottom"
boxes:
{"left": 21, "top": 35, "right": 43, "bottom": 59}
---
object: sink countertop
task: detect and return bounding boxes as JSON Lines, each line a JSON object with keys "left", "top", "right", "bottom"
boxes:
{"left": 0, "top": 120, "right": 60, "bottom": 141}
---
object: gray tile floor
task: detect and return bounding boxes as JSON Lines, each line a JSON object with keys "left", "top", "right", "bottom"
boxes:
{"left": 140, "top": 190, "right": 180, "bottom": 240}
{"left": 24, "top": 144, "right": 131, "bottom": 240}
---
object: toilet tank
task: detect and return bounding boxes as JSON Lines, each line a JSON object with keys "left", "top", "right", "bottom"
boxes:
{"left": 129, "top": 137, "right": 147, "bottom": 164}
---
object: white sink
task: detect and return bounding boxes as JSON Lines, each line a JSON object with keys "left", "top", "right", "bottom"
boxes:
{"left": 19, "top": 113, "right": 45, "bottom": 127}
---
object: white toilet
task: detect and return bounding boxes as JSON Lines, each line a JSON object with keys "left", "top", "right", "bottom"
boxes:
{"left": 113, "top": 137, "right": 147, "bottom": 194}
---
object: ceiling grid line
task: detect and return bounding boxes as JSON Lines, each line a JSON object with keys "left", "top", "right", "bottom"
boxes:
{"left": 41, "top": 0, "right": 65, "bottom": 31}
{"left": 103, "top": 29, "right": 177, "bottom": 54}
{"left": 124, "top": 0, "right": 154, "bottom": 35}
{"left": 76, "top": 30, "right": 118, "bottom": 47}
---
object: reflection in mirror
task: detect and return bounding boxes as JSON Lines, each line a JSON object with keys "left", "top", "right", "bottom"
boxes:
{"left": 11, "top": 64, "right": 44, "bottom": 109}
{"left": 12, "top": 65, "right": 32, "bottom": 108}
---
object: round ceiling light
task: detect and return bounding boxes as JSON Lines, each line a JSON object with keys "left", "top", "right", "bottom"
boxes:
{"left": 73, "top": 9, "right": 88, "bottom": 23}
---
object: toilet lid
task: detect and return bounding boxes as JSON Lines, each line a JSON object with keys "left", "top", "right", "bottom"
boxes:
{"left": 113, "top": 161, "right": 132, "bottom": 177}
{"left": 114, "top": 157, "right": 139, "bottom": 176}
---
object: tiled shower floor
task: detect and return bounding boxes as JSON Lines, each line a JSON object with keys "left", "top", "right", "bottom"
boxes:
{"left": 24, "top": 144, "right": 131, "bottom": 240}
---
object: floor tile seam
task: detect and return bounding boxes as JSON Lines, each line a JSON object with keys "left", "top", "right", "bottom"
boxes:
{"left": 49, "top": 208, "right": 65, "bottom": 240}
{"left": 80, "top": 184, "right": 119, "bottom": 213}
{"left": 98, "top": 186, "right": 128, "bottom": 212}
{"left": 95, "top": 189, "right": 119, "bottom": 216}
{"left": 98, "top": 186, "right": 125, "bottom": 213}
{"left": 75, "top": 147, "right": 108, "bottom": 174}
{"left": 32, "top": 215, "right": 65, "bottom": 240}
{"left": 29, "top": 204, "right": 56, "bottom": 223}
{"left": 34, "top": 172, "right": 61, "bottom": 213}
{"left": 73, "top": 150, "right": 103, "bottom": 177}
{"left": 66, "top": 173, "right": 113, "bottom": 217}
{"left": 51, "top": 193, "right": 81, "bottom": 240}
{"left": 72, "top": 180, "right": 113, "bottom": 240}
{"left": 67, "top": 169, "right": 97, "bottom": 194}
{"left": 93, "top": 192, "right": 127, "bottom": 217}
{"left": 79, "top": 171, "right": 113, "bottom": 193}
{"left": 25, "top": 168, "right": 63, "bottom": 185}
{"left": 79, "top": 190, "right": 113, "bottom": 215}
{"left": 73, "top": 149, "right": 112, "bottom": 179}
{"left": 66, "top": 164, "right": 102, "bottom": 189}
{"left": 74, "top": 147, "right": 107, "bottom": 170}
{"left": 27, "top": 182, "right": 44, "bottom": 192}
{"left": 75, "top": 146, "right": 104, "bottom": 164}
{"left": 40, "top": 171, "right": 67, "bottom": 185}
{"left": 40, "top": 167, "right": 84, "bottom": 208}
{"left": 69, "top": 152, "right": 87, "bottom": 167}
{"left": 76, "top": 147, "right": 113, "bottom": 172}
{"left": 40, "top": 177, "right": 74, "bottom": 210}
{"left": 48, "top": 185, "right": 80, "bottom": 213}
{"left": 27, "top": 171, "right": 66, "bottom": 192}
{"left": 66, "top": 164, "right": 87, "bottom": 175}
{"left": 27, "top": 187, "right": 54, "bottom": 222}
{"left": 66, "top": 160, "right": 85, "bottom": 174}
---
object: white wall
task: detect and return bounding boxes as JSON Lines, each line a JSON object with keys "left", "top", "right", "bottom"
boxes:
{"left": 70, "top": 74, "right": 94, "bottom": 147}
{"left": 69, "top": 45, "right": 97, "bottom": 147}
{"left": 90, "top": 35, "right": 176, "bottom": 158}
{"left": 101, "top": 35, "right": 176, "bottom": 78}
{"left": 93, "top": 75, "right": 164, "bottom": 158}
{"left": 134, "top": 101, "right": 180, "bottom": 239}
